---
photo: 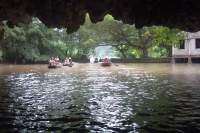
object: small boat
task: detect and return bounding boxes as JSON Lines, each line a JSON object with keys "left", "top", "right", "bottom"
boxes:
{"left": 48, "top": 65, "right": 57, "bottom": 69}
{"left": 101, "top": 62, "right": 111, "bottom": 66}
{"left": 56, "top": 63, "right": 62, "bottom": 68}
{"left": 63, "top": 62, "right": 73, "bottom": 67}
{"left": 101, "top": 57, "right": 111, "bottom": 66}
{"left": 48, "top": 62, "right": 62, "bottom": 69}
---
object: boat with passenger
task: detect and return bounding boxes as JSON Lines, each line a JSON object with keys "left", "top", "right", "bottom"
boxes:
{"left": 48, "top": 63, "right": 62, "bottom": 68}
{"left": 101, "top": 57, "right": 111, "bottom": 66}
{"left": 63, "top": 62, "right": 73, "bottom": 67}
{"left": 48, "top": 62, "right": 62, "bottom": 68}
{"left": 48, "top": 56, "right": 62, "bottom": 68}
{"left": 63, "top": 57, "right": 73, "bottom": 67}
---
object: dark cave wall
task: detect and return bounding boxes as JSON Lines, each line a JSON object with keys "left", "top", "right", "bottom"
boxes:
{"left": 0, "top": 0, "right": 200, "bottom": 33}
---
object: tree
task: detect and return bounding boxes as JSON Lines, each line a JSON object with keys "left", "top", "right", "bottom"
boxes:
{"left": 94, "top": 15, "right": 153, "bottom": 58}
{"left": 94, "top": 15, "right": 185, "bottom": 58}
{"left": 0, "top": 15, "right": 185, "bottom": 63}
{"left": 0, "top": 17, "right": 100, "bottom": 63}
{"left": 150, "top": 26, "right": 185, "bottom": 57}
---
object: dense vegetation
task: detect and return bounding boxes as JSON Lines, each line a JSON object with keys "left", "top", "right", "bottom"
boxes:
{"left": 0, "top": 15, "right": 185, "bottom": 63}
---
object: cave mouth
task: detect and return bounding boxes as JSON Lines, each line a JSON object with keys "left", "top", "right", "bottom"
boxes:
{"left": 1, "top": 0, "right": 200, "bottom": 33}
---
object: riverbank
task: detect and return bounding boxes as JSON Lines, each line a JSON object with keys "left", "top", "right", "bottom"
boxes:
{"left": 111, "top": 58, "right": 172, "bottom": 63}
{"left": 1, "top": 58, "right": 172, "bottom": 64}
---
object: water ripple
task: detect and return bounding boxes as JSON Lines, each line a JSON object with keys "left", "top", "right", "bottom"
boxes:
{"left": 0, "top": 64, "right": 199, "bottom": 132}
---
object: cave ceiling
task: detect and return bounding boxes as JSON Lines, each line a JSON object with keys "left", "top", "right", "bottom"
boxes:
{"left": 0, "top": 0, "right": 200, "bottom": 33}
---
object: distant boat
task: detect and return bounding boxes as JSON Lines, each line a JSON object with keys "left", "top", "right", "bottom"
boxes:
{"left": 48, "top": 62, "right": 62, "bottom": 69}
{"left": 63, "top": 62, "right": 73, "bottom": 67}
{"left": 101, "top": 62, "right": 111, "bottom": 66}
{"left": 48, "top": 65, "right": 57, "bottom": 69}
{"left": 101, "top": 57, "right": 111, "bottom": 66}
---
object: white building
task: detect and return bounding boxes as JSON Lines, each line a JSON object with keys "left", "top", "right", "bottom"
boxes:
{"left": 172, "top": 32, "right": 200, "bottom": 63}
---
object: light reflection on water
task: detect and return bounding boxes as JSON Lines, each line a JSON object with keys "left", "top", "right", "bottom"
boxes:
{"left": 0, "top": 64, "right": 200, "bottom": 132}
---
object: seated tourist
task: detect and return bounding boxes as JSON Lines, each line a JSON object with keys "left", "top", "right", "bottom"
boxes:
{"left": 69, "top": 57, "right": 72, "bottom": 64}
{"left": 49, "top": 57, "right": 55, "bottom": 66}
{"left": 54, "top": 56, "right": 60, "bottom": 64}
{"left": 104, "top": 57, "right": 110, "bottom": 63}
{"left": 64, "top": 57, "right": 69, "bottom": 64}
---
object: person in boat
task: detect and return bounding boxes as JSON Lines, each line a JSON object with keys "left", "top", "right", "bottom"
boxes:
{"left": 99, "top": 57, "right": 102, "bottom": 62}
{"left": 101, "top": 56, "right": 111, "bottom": 66}
{"left": 64, "top": 57, "right": 70, "bottom": 65}
{"left": 54, "top": 56, "right": 60, "bottom": 65}
{"left": 69, "top": 57, "right": 72, "bottom": 64}
{"left": 49, "top": 57, "right": 55, "bottom": 66}
{"left": 94, "top": 57, "right": 98, "bottom": 63}
{"left": 103, "top": 57, "right": 110, "bottom": 63}
{"left": 65, "top": 57, "right": 69, "bottom": 63}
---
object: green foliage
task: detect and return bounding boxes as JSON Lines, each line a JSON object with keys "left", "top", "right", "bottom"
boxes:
{"left": 93, "top": 15, "right": 185, "bottom": 58}
{"left": 0, "top": 17, "right": 99, "bottom": 63}
{"left": 0, "top": 15, "right": 185, "bottom": 63}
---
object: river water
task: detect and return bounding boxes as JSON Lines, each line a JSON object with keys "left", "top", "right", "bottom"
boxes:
{"left": 0, "top": 63, "right": 200, "bottom": 133}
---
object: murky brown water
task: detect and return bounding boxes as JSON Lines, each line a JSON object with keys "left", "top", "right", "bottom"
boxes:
{"left": 0, "top": 63, "right": 200, "bottom": 133}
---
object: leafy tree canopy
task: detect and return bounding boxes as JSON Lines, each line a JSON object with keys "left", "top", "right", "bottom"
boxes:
{"left": 0, "top": 14, "right": 185, "bottom": 63}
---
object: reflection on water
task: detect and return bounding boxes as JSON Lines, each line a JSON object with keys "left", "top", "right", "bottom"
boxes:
{"left": 0, "top": 63, "right": 200, "bottom": 132}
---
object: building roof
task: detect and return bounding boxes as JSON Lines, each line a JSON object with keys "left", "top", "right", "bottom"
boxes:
{"left": 186, "top": 31, "right": 200, "bottom": 39}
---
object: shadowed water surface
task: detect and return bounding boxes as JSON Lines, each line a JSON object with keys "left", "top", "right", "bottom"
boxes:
{"left": 0, "top": 63, "right": 200, "bottom": 133}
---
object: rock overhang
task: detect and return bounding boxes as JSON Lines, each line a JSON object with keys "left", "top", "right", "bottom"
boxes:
{"left": 0, "top": 0, "right": 200, "bottom": 33}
